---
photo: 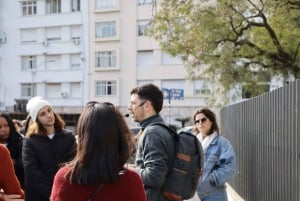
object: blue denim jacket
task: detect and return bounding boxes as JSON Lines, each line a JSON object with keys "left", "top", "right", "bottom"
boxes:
{"left": 197, "top": 135, "right": 236, "bottom": 201}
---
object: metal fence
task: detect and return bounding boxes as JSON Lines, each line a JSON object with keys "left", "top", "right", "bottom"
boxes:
{"left": 220, "top": 79, "right": 300, "bottom": 201}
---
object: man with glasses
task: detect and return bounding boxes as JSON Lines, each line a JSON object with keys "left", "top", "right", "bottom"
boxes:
{"left": 127, "top": 84, "right": 174, "bottom": 201}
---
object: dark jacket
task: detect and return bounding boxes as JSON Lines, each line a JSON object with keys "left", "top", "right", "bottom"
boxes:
{"left": 135, "top": 115, "right": 174, "bottom": 201}
{"left": 22, "top": 129, "right": 76, "bottom": 201}
{"left": 6, "top": 132, "right": 24, "bottom": 188}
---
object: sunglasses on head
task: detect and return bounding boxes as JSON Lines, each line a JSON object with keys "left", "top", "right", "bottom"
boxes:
{"left": 194, "top": 117, "right": 207, "bottom": 124}
{"left": 86, "top": 101, "right": 114, "bottom": 107}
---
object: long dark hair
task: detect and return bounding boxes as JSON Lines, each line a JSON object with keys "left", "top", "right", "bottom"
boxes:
{"left": 193, "top": 108, "right": 219, "bottom": 135}
{"left": 0, "top": 113, "right": 22, "bottom": 144}
{"left": 68, "top": 102, "right": 133, "bottom": 185}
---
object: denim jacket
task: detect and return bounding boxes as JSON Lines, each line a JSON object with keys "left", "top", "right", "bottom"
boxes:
{"left": 197, "top": 135, "right": 236, "bottom": 201}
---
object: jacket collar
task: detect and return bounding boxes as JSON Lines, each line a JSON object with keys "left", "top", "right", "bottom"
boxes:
{"left": 139, "top": 114, "right": 163, "bottom": 130}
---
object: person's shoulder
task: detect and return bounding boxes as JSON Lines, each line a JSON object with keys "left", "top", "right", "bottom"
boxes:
{"left": 217, "top": 135, "right": 230, "bottom": 143}
{"left": 0, "top": 145, "right": 11, "bottom": 165}
{"left": 146, "top": 121, "right": 170, "bottom": 132}
{"left": 216, "top": 135, "right": 234, "bottom": 149}
{"left": 122, "top": 169, "right": 143, "bottom": 181}
{"left": 55, "top": 166, "right": 71, "bottom": 180}
{"left": 9, "top": 131, "right": 23, "bottom": 141}
{"left": 0, "top": 144, "right": 9, "bottom": 154}
{"left": 57, "top": 129, "right": 75, "bottom": 138}
{"left": 58, "top": 166, "right": 71, "bottom": 174}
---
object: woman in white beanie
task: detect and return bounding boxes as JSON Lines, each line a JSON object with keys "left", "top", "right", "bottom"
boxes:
{"left": 22, "top": 96, "right": 77, "bottom": 201}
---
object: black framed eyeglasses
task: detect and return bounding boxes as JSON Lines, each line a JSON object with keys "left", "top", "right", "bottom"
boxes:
{"left": 194, "top": 117, "right": 207, "bottom": 124}
{"left": 138, "top": 100, "right": 147, "bottom": 107}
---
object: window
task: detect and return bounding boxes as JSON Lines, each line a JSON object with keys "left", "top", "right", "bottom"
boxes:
{"left": 95, "top": 21, "right": 116, "bottom": 39}
{"left": 22, "top": 56, "right": 37, "bottom": 70}
{"left": 137, "top": 20, "right": 150, "bottom": 36}
{"left": 194, "top": 80, "right": 212, "bottom": 96}
{"left": 95, "top": 0, "right": 117, "bottom": 9}
{"left": 71, "top": 0, "right": 80, "bottom": 12}
{"left": 22, "top": 1, "right": 37, "bottom": 16}
{"left": 95, "top": 80, "right": 116, "bottom": 96}
{"left": 137, "top": 50, "right": 153, "bottom": 67}
{"left": 21, "top": 83, "right": 35, "bottom": 97}
{"left": 95, "top": 50, "right": 116, "bottom": 69}
{"left": 71, "top": 54, "right": 81, "bottom": 69}
{"left": 46, "top": 0, "right": 61, "bottom": 14}
{"left": 70, "top": 82, "right": 81, "bottom": 98}
{"left": 46, "top": 27, "right": 61, "bottom": 41}
{"left": 162, "top": 52, "right": 183, "bottom": 65}
{"left": 21, "top": 29, "right": 37, "bottom": 43}
{"left": 138, "top": 0, "right": 152, "bottom": 6}
{"left": 46, "top": 83, "right": 61, "bottom": 98}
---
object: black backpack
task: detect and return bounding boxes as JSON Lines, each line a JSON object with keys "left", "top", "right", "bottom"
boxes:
{"left": 150, "top": 122, "right": 204, "bottom": 201}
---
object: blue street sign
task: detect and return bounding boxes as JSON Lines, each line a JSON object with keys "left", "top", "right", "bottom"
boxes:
{"left": 162, "top": 88, "right": 184, "bottom": 101}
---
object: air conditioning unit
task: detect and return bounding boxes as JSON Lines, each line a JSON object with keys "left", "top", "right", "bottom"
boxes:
{"left": 73, "top": 38, "right": 80, "bottom": 45}
{"left": 61, "top": 92, "right": 68, "bottom": 98}
{"left": 42, "top": 40, "right": 48, "bottom": 46}
{"left": 0, "top": 37, "right": 6, "bottom": 43}
{"left": 0, "top": 32, "right": 6, "bottom": 43}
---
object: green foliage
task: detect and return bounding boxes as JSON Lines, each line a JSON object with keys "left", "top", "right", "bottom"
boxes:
{"left": 149, "top": 0, "right": 300, "bottom": 105}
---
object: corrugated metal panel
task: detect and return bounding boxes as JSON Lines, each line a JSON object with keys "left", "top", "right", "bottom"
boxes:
{"left": 220, "top": 79, "right": 300, "bottom": 201}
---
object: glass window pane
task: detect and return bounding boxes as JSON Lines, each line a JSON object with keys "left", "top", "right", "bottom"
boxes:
{"left": 95, "top": 80, "right": 116, "bottom": 96}
{"left": 95, "top": 51, "right": 116, "bottom": 68}
{"left": 95, "top": 0, "right": 117, "bottom": 9}
{"left": 95, "top": 21, "right": 116, "bottom": 38}
{"left": 46, "top": 0, "right": 61, "bottom": 14}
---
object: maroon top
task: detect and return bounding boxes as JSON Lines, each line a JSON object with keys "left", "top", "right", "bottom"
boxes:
{"left": 51, "top": 166, "right": 147, "bottom": 201}
{"left": 0, "top": 144, "right": 24, "bottom": 198}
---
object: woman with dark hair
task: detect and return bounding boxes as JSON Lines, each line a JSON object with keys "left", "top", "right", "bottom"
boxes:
{"left": 193, "top": 108, "right": 236, "bottom": 201}
{"left": 50, "top": 101, "right": 146, "bottom": 201}
{"left": 22, "top": 96, "right": 76, "bottom": 201}
{"left": 0, "top": 113, "right": 24, "bottom": 188}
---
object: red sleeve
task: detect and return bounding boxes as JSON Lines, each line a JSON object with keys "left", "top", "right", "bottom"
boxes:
{"left": 0, "top": 145, "right": 24, "bottom": 198}
{"left": 125, "top": 170, "right": 147, "bottom": 201}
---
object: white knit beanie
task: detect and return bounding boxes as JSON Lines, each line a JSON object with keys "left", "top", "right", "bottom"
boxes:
{"left": 26, "top": 96, "right": 52, "bottom": 122}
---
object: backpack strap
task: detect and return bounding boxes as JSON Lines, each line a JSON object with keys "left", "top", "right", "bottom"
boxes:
{"left": 148, "top": 122, "right": 178, "bottom": 172}
{"left": 149, "top": 122, "right": 179, "bottom": 141}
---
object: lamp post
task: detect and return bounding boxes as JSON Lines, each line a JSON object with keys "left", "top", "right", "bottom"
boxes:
{"left": 30, "top": 60, "right": 55, "bottom": 97}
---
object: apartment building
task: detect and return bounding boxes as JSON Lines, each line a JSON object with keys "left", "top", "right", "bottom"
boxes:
{"left": 89, "top": 0, "right": 212, "bottom": 127}
{"left": 0, "top": 0, "right": 86, "bottom": 114}
{"left": 0, "top": 0, "right": 217, "bottom": 127}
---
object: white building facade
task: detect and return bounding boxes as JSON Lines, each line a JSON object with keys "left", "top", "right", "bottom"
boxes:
{"left": 0, "top": 0, "right": 86, "bottom": 114}
{"left": 0, "top": 0, "right": 232, "bottom": 127}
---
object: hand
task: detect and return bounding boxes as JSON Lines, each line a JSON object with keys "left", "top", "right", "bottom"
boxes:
{"left": 2, "top": 194, "right": 24, "bottom": 201}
